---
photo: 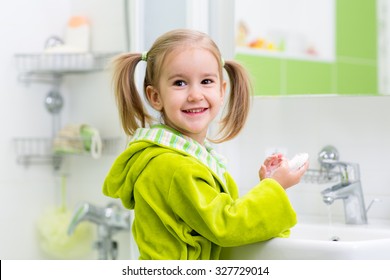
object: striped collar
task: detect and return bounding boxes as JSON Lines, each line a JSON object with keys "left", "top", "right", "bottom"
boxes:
{"left": 130, "top": 125, "right": 227, "bottom": 186}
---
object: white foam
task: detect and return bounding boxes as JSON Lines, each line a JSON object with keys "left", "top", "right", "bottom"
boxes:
{"left": 288, "top": 153, "right": 309, "bottom": 171}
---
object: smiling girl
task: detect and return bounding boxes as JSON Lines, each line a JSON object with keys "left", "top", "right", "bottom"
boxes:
{"left": 103, "top": 29, "right": 308, "bottom": 260}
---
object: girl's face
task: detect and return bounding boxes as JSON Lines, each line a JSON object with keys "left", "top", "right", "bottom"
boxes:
{"left": 147, "top": 47, "right": 226, "bottom": 144}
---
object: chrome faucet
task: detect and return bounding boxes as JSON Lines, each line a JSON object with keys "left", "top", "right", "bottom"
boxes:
{"left": 68, "top": 202, "right": 131, "bottom": 259}
{"left": 320, "top": 158, "right": 367, "bottom": 224}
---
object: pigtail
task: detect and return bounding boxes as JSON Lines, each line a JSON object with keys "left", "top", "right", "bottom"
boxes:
{"left": 216, "top": 60, "right": 253, "bottom": 143}
{"left": 112, "top": 53, "right": 153, "bottom": 136}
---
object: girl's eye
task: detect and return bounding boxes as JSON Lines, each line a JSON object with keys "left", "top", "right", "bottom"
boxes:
{"left": 174, "top": 80, "right": 186, "bottom": 87}
{"left": 202, "top": 79, "right": 213, "bottom": 85}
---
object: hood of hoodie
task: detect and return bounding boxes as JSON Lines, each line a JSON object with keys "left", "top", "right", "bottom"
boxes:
{"left": 103, "top": 140, "right": 157, "bottom": 209}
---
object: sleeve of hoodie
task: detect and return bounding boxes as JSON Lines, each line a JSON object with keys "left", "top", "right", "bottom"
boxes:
{"left": 167, "top": 161, "right": 297, "bottom": 247}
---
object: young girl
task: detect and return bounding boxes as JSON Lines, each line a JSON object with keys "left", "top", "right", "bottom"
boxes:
{"left": 103, "top": 29, "right": 308, "bottom": 260}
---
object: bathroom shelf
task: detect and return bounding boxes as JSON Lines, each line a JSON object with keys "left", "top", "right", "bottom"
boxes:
{"left": 302, "top": 168, "right": 341, "bottom": 184}
{"left": 235, "top": 47, "right": 334, "bottom": 62}
{"left": 14, "top": 52, "right": 119, "bottom": 84}
{"left": 15, "top": 52, "right": 118, "bottom": 74}
{"left": 13, "top": 50, "right": 122, "bottom": 169}
{"left": 14, "top": 137, "right": 123, "bottom": 169}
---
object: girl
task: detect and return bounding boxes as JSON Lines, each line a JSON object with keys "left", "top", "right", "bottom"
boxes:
{"left": 103, "top": 29, "right": 308, "bottom": 260}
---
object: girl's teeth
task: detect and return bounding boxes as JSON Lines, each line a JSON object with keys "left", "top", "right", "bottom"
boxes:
{"left": 186, "top": 109, "right": 204, "bottom": 113}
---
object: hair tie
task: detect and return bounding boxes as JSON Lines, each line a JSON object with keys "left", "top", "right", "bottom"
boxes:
{"left": 221, "top": 58, "right": 225, "bottom": 67}
{"left": 141, "top": 51, "right": 148, "bottom": 62}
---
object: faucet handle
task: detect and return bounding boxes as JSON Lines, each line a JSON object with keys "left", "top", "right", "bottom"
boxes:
{"left": 104, "top": 203, "right": 131, "bottom": 230}
{"left": 366, "top": 198, "right": 382, "bottom": 213}
{"left": 67, "top": 202, "right": 89, "bottom": 235}
{"left": 67, "top": 202, "right": 104, "bottom": 235}
{"left": 68, "top": 201, "right": 131, "bottom": 237}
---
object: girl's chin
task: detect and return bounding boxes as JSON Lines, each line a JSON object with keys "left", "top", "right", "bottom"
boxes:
{"left": 181, "top": 128, "right": 208, "bottom": 140}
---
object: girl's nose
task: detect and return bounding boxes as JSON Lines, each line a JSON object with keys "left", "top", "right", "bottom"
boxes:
{"left": 187, "top": 85, "right": 204, "bottom": 102}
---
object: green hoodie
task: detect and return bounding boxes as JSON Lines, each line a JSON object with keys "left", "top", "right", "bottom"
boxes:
{"left": 103, "top": 125, "right": 296, "bottom": 260}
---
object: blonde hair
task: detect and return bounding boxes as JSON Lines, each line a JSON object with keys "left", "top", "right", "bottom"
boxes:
{"left": 112, "top": 29, "right": 252, "bottom": 143}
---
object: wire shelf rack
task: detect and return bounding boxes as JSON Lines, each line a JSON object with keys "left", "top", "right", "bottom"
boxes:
{"left": 15, "top": 52, "right": 118, "bottom": 74}
{"left": 14, "top": 137, "right": 123, "bottom": 169}
{"left": 302, "top": 168, "right": 341, "bottom": 184}
{"left": 13, "top": 51, "right": 123, "bottom": 169}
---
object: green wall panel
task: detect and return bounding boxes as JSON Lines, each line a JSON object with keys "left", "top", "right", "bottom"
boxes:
{"left": 337, "top": 0, "right": 377, "bottom": 59}
{"left": 336, "top": 61, "right": 377, "bottom": 94}
{"left": 285, "top": 60, "right": 333, "bottom": 95}
{"left": 236, "top": 54, "right": 282, "bottom": 95}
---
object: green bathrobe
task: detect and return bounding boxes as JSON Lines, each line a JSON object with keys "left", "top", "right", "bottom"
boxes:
{"left": 103, "top": 125, "right": 296, "bottom": 260}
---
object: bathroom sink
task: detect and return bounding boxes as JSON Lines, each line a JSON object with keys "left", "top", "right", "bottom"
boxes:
{"left": 220, "top": 218, "right": 390, "bottom": 260}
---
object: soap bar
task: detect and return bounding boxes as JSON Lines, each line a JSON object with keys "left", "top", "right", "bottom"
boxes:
{"left": 288, "top": 153, "right": 309, "bottom": 171}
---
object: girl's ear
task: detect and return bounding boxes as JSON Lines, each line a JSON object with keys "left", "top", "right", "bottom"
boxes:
{"left": 220, "top": 80, "right": 227, "bottom": 101}
{"left": 146, "top": 85, "right": 163, "bottom": 111}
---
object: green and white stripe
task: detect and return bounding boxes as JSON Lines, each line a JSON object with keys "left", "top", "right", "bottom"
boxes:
{"left": 130, "top": 125, "right": 227, "bottom": 186}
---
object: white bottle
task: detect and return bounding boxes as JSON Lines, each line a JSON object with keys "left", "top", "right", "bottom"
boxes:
{"left": 64, "top": 16, "right": 90, "bottom": 52}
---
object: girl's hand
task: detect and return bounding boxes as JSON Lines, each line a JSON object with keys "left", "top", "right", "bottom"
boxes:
{"left": 259, "top": 154, "right": 309, "bottom": 190}
{"left": 271, "top": 159, "right": 309, "bottom": 190}
{"left": 259, "top": 153, "right": 284, "bottom": 180}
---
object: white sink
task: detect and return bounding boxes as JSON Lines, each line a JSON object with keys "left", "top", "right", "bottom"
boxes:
{"left": 220, "top": 217, "right": 390, "bottom": 260}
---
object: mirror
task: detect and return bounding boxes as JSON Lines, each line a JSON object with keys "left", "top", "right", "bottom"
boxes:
{"left": 233, "top": 0, "right": 384, "bottom": 96}
{"left": 133, "top": 0, "right": 386, "bottom": 96}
